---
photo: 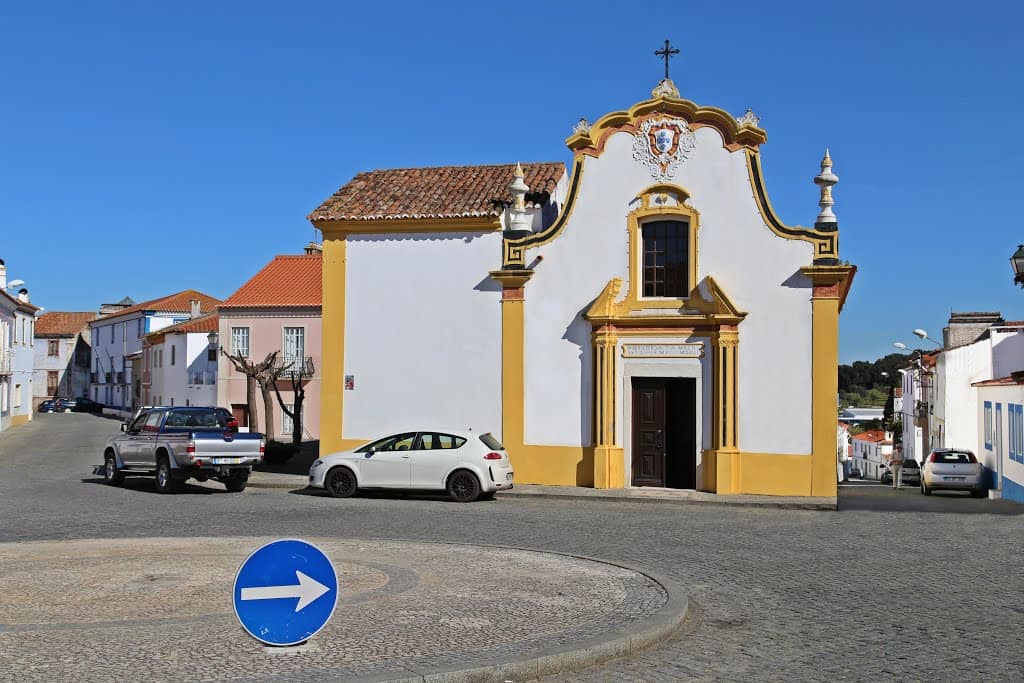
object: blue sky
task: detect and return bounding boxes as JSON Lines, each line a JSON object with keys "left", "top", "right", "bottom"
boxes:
{"left": 2, "top": 1, "right": 1021, "bottom": 364}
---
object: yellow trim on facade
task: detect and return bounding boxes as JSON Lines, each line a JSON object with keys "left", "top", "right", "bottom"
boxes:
{"left": 319, "top": 235, "right": 347, "bottom": 454}
{"left": 315, "top": 216, "right": 501, "bottom": 236}
{"left": 567, "top": 95, "right": 767, "bottom": 155}
{"left": 802, "top": 264, "right": 855, "bottom": 497}
{"left": 623, "top": 184, "right": 700, "bottom": 310}
{"left": 744, "top": 150, "right": 839, "bottom": 261}
{"left": 10, "top": 414, "right": 31, "bottom": 427}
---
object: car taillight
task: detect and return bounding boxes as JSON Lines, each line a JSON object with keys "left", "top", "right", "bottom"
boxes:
{"left": 186, "top": 441, "right": 196, "bottom": 456}
{"left": 967, "top": 453, "right": 978, "bottom": 463}
{"left": 483, "top": 452, "right": 502, "bottom": 460}
{"left": 929, "top": 453, "right": 938, "bottom": 463}
{"left": 259, "top": 440, "right": 265, "bottom": 455}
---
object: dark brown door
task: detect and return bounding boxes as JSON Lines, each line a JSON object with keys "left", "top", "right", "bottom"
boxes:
{"left": 47, "top": 371, "right": 59, "bottom": 396}
{"left": 231, "top": 404, "right": 249, "bottom": 428}
{"left": 632, "top": 379, "right": 666, "bottom": 486}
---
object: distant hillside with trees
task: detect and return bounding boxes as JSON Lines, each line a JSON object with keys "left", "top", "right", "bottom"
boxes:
{"left": 838, "top": 352, "right": 920, "bottom": 408}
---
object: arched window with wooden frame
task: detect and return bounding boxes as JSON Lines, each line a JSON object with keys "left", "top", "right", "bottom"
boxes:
{"left": 626, "top": 184, "right": 700, "bottom": 308}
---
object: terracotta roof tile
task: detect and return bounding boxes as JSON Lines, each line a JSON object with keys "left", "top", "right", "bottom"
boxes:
{"left": 94, "top": 290, "right": 221, "bottom": 323}
{"left": 220, "top": 255, "right": 321, "bottom": 308}
{"left": 308, "top": 162, "right": 566, "bottom": 222}
{"left": 972, "top": 375, "right": 1024, "bottom": 387}
{"left": 852, "top": 430, "right": 888, "bottom": 443}
{"left": 149, "top": 313, "right": 219, "bottom": 337}
{"left": 35, "top": 312, "right": 98, "bottom": 336}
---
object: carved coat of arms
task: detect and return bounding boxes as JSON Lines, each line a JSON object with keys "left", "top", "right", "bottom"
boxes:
{"left": 632, "top": 117, "right": 696, "bottom": 181}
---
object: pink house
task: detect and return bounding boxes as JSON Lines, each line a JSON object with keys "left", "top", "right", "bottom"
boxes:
{"left": 217, "top": 248, "right": 322, "bottom": 441}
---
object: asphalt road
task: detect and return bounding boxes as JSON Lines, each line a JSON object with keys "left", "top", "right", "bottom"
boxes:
{"left": 2, "top": 413, "right": 1023, "bottom": 681}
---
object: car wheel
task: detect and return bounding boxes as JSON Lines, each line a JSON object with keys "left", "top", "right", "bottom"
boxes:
{"left": 447, "top": 470, "right": 481, "bottom": 503}
{"left": 970, "top": 488, "right": 987, "bottom": 498}
{"left": 224, "top": 469, "right": 249, "bottom": 492}
{"left": 104, "top": 451, "right": 124, "bottom": 486}
{"left": 155, "top": 456, "right": 181, "bottom": 494}
{"left": 324, "top": 467, "right": 357, "bottom": 498}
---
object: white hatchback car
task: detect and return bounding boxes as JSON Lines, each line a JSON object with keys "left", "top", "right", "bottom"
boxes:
{"left": 308, "top": 429, "right": 514, "bottom": 502}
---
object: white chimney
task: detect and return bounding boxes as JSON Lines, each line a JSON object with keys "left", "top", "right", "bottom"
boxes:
{"left": 190, "top": 299, "right": 201, "bottom": 319}
{"left": 0, "top": 259, "right": 6, "bottom": 290}
{"left": 17, "top": 288, "right": 29, "bottom": 303}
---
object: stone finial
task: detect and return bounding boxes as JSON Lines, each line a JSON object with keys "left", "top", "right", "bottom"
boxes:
{"left": 813, "top": 148, "right": 839, "bottom": 228}
{"left": 508, "top": 162, "right": 532, "bottom": 231}
{"left": 573, "top": 117, "right": 591, "bottom": 135}
{"left": 736, "top": 109, "right": 760, "bottom": 127}
{"left": 651, "top": 78, "right": 680, "bottom": 99}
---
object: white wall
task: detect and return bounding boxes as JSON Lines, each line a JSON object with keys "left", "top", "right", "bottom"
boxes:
{"left": 343, "top": 231, "right": 503, "bottom": 440}
{"left": 522, "top": 126, "right": 814, "bottom": 454}
{"left": 934, "top": 342, "right": 992, "bottom": 451}
{"left": 149, "top": 333, "right": 216, "bottom": 408}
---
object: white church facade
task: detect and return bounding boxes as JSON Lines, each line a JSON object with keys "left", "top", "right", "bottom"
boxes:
{"left": 310, "top": 77, "right": 855, "bottom": 497}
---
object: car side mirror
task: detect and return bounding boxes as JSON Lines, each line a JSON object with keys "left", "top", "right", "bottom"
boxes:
{"left": 367, "top": 446, "right": 376, "bottom": 455}
{"left": 120, "top": 423, "right": 127, "bottom": 432}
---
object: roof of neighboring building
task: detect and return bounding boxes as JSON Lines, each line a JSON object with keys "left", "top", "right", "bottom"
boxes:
{"left": 35, "top": 311, "right": 97, "bottom": 337}
{"left": 852, "top": 430, "right": 890, "bottom": 444}
{"left": 0, "top": 289, "right": 39, "bottom": 314}
{"left": 220, "top": 255, "right": 322, "bottom": 309}
{"left": 972, "top": 374, "right": 1024, "bottom": 387}
{"left": 149, "top": 313, "right": 220, "bottom": 337}
{"left": 308, "top": 162, "right": 567, "bottom": 222}
{"left": 92, "top": 289, "right": 221, "bottom": 323}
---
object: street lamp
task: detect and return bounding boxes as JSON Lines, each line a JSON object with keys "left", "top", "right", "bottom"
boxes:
{"left": 912, "top": 328, "right": 942, "bottom": 348}
{"left": 207, "top": 331, "right": 219, "bottom": 347}
{"left": 1012, "top": 245, "right": 1024, "bottom": 287}
{"left": 893, "top": 342, "right": 907, "bottom": 351}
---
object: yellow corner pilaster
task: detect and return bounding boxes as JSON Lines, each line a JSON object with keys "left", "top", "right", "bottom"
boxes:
{"left": 319, "top": 234, "right": 346, "bottom": 454}
{"left": 592, "top": 325, "right": 623, "bottom": 488}
{"left": 803, "top": 265, "right": 854, "bottom": 497}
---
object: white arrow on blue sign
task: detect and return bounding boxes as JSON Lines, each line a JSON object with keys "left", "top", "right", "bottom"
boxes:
{"left": 233, "top": 539, "right": 338, "bottom": 646}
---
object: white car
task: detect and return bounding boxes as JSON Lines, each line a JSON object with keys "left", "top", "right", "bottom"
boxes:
{"left": 308, "top": 429, "right": 514, "bottom": 502}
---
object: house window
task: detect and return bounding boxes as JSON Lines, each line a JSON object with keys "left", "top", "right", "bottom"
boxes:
{"left": 207, "top": 348, "right": 216, "bottom": 362}
{"left": 13, "top": 384, "right": 21, "bottom": 408}
{"left": 642, "top": 220, "right": 689, "bottom": 297}
{"left": 1011, "top": 404, "right": 1024, "bottom": 463}
{"left": 231, "top": 327, "right": 250, "bottom": 358}
{"left": 171, "top": 345, "right": 176, "bottom": 366}
{"left": 283, "top": 327, "right": 304, "bottom": 366}
{"left": 48, "top": 340, "right": 59, "bottom": 357}
{"left": 282, "top": 404, "right": 294, "bottom": 437}
{"left": 137, "top": 319, "right": 144, "bottom": 338}
{"left": 47, "top": 371, "right": 58, "bottom": 395}
{"left": 110, "top": 325, "right": 114, "bottom": 343}
{"left": 984, "top": 401, "right": 993, "bottom": 450}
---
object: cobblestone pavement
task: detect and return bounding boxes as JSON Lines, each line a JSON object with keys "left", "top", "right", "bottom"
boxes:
{"left": 2, "top": 414, "right": 1024, "bottom": 681}
{"left": 0, "top": 537, "right": 669, "bottom": 682}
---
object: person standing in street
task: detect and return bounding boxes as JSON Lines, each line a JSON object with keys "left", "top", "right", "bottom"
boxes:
{"left": 890, "top": 444, "right": 904, "bottom": 490}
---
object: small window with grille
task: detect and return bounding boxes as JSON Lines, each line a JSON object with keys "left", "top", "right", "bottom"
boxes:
{"left": 641, "top": 220, "right": 689, "bottom": 297}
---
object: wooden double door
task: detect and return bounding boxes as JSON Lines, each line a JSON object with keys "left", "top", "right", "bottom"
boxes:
{"left": 631, "top": 378, "right": 697, "bottom": 488}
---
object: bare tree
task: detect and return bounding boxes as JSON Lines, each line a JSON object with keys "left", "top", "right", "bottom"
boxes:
{"left": 221, "top": 349, "right": 279, "bottom": 437}
{"left": 271, "top": 365, "right": 306, "bottom": 447}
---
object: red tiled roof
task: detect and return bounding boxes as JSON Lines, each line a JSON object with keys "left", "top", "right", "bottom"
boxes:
{"left": 35, "top": 312, "right": 98, "bottom": 336}
{"left": 149, "top": 313, "right": 219, "bottom": 337}
{"left": 220, "top": 255, "right": 321, "bottom": 308}
{"left": 93, "top": 289, "right": 221, "bottom": 323}
{"left": 852, "top": 430, "right": 888, "bottom": 443}
{"left": 308, "top": 162, "right": 566, "bottom": 222}
{"left": 972, "top": 375, "right": 1024, "bottom": 387}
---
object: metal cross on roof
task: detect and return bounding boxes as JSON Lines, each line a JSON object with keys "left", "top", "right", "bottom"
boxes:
{"left": 654, "top": 39, "right": 680, "bottom": 80}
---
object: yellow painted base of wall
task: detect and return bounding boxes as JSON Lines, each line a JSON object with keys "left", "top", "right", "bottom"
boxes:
{"left": 509, "top": 444, "right": 595, "bottom": 488}
{"left": 10, "top": 414, "right": 30, "bottom": 427}
{"left": 703, "top": 450, "right": 835, "bottom": 497}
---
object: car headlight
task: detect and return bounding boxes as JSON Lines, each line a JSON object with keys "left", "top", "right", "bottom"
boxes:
{"left": 310, "top": 459, "right": 322, "bottom": 469}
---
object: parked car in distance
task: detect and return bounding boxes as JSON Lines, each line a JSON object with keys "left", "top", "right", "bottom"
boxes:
{"left": 900, "top": 459, "right": 921, "bottom": 486}
{"left": 847, "top": 466, "right": 862, "bottom": 480}
{"left": 921, "top": 449, "right": 986, "bottom": 497}
{"left": 37, "top": 398, "right": 62, "bottom": 413}
{"left": 309, "top": 429, "right": 513, "bottom": 503}
{"left": 880, "top": 465, "right": 892, "bottom": 485}
{"left": 57, "top": 397, "right": 104, "bottom": 413}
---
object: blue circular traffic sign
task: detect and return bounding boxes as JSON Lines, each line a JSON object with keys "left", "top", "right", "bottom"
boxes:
{"left": 233, "top": 539, "right": 338, "bottom": 646}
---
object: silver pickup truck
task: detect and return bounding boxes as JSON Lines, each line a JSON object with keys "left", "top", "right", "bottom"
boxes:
{"left": 101, "top": 406, "right": 265, "bottom": 493}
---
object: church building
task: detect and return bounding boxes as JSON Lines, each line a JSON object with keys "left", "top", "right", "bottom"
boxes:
{"left": 309, "top": 73, "right": 855, "bottom": 497}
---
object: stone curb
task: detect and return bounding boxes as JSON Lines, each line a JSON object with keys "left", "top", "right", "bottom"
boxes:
{"left": 246, "top": 473, "right": 837, "bottom": 509}
{"left": 336, "top": 540, "right": 693, "bottom": 683}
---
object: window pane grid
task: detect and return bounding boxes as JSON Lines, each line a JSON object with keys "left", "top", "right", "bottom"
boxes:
{"left": 641, "top": 221, "right": 688, "bottom": 297}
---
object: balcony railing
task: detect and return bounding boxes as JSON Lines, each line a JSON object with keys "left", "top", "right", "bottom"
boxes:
{"left": 275, "top": 356, "right": 315, "bottom": 378}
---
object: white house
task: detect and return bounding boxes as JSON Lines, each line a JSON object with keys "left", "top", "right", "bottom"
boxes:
{"left": 33, "top": 312, "right": 95, "bottom": 400}
{"left": 88, "top": 290, "right": 220, "bottom": 417}
{"left": 850, "top": 430, "right": 892, "bottom": 480}
{"left": 143, "top": 313, "right": 219, "bottom": 408}
{"left": 837, "top": 421, "right": 851, "bottom": 481}
{"left": 974, "top": 374, "right": 1024, "bottom": 502}
{"left": 930, "top": 316, "right": 1024, "bottom": 485}
{"left": 0, "top": 259, "right": 39, "bottom": 431}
